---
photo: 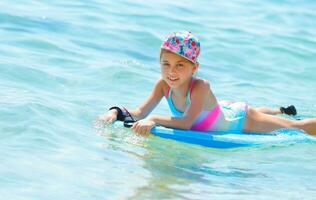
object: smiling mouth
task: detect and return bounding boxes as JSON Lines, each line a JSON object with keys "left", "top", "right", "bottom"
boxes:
{"left": 168, "top": 77, "right": 179, "bottom": 82}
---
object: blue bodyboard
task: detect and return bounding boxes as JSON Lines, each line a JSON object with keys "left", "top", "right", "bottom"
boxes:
{"left": 114, "top": 121, "right": 314, "bottom": 148}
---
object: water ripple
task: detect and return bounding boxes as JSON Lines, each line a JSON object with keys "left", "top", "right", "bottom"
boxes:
{"left": 1, "top": 0, "right": 316, "bottom": 199}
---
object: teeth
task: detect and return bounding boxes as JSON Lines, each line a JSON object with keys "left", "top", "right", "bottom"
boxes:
{"left": 169, "top": 77, "right": 178, "bottom": 81}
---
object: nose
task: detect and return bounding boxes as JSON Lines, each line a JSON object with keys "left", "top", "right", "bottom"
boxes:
{"left": 170, "top": 66, "right": 177, "bottom": 74}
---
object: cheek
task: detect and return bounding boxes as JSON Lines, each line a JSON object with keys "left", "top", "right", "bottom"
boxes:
{"left": 161, "top": 66, "right": 169, "bottom": 74}
{"left": 160, "top": 67, "right": 168, "bottom": 78}
{"left": 160, "top": 67, "right": 165, "bottom": 74}
{"left": 178, "top": 67, "right": 189, "bottom": 74}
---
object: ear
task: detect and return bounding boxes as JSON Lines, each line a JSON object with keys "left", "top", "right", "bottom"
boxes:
{"left": 192, "top": 62, "right": 199, "bottom": 74}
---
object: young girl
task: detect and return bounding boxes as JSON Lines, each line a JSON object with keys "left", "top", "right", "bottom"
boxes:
{"left": 99, "top": 31, "right": 316, "bottom": 136}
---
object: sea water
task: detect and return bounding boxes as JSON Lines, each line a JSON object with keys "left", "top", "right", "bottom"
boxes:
{"left": 1, "top": 0, "right": 316, "bottom": 199}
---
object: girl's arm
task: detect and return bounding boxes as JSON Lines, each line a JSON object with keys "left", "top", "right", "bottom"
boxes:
{"left": 98, "top": 78, "right": 165, "bottom": 123}
{"left": 127, "top": 78, "right": 166, "bottom": 120}
{"left": 132, "top": 79, "right": 218, "bottom": 136}
{"left": 149, "top": 80, "right": 217, "bottom": 129}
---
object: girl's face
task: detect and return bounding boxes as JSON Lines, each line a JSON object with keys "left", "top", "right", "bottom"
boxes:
{"left": 160, "top": 51, "right": 198, "bottom": 89}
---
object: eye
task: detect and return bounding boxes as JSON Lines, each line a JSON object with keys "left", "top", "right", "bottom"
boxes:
{"left": 176, "top": 63, "right": 184, "bottom": 68}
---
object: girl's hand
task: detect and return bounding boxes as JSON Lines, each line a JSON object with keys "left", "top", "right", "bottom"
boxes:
{"left": 97, "top": 110, "right": 118, "bottom": 123}
{"left": 131, "top": 118, "right": 156, "bottom": 137}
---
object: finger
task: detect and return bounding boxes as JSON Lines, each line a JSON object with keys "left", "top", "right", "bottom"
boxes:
{"left": 141, "top": 128, "right": 146, "bottom": 136}
{"left": 139, "top": 127, "right": 145, "bottom": 136}
{"left": 133, "top": 123, "right": 140, "bottom": 133}
{"left": 134, "top": 122, "right": 140, "bottom": 132}
{"left": 131, "top": 122, "right": 137, "bottom": 130}
{"left": 138, "top": 126, "right": 145, "bottom": 136}
{"left": 145, "top": 128, "right": 150, "bottom": 136}
{"left": 144, "top": 127, "right": 150, "bottom": 136}
{"left": 137, "top": 128, "right": 142, "bottom": 136}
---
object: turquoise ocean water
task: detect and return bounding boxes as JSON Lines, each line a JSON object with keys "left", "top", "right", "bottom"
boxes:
{"left": 1, "top": 0, "right": 316, "bottom": 199}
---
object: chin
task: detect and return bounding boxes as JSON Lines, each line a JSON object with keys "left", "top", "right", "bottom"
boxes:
{"left": 168, "top": 82, "right": 182, "bottom": 89}
{"left": 163, "top": 77, "right": 183, "bottom": 88}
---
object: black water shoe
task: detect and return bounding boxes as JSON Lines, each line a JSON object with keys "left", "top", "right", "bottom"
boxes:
{"left": 280, "top": 105, "right": 297, "bottom": 116}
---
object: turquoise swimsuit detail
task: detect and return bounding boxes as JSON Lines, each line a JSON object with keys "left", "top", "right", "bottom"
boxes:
{"left": 165, "top": 79, "right": 248, "bottom": 132}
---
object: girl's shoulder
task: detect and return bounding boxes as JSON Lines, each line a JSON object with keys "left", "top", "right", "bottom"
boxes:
{"left": 191, "top": 78, "right": 216, "bottom": 105}
{"left": 155, "top": 78, "right": 170, "bottom": 97}
{"left": 192, "top": 78, "right": 211, "bottom": 90}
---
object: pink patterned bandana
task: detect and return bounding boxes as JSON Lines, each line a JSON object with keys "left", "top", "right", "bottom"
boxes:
{"left": 161, "top": 31, "right": 201, "bottom": 63}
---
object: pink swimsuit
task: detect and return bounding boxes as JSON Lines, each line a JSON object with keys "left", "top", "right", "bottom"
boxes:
{"left": 166, "top": 79, "right": 248, "bottom": 132}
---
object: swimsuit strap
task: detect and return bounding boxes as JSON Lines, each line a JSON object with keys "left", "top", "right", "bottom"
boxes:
{"left": 166, "top": 86, "right": 171, "bottom": 98}
{"left": 166, "top": 78, "right": 195, "bottom": 117}
{"left": 166, "top": 78, "right": 196, "bottom": 99}
{"left": 188, "top": 78, "right": 196, "bottom": 103}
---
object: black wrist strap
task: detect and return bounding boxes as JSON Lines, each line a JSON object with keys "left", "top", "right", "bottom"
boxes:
{"left": 122, "top": 107, "right": 136, "bottom": 128}
{"left": 109, "top": 106, "right": 137, "bottom": 125}
{"left": 109, "top": 106, "right": 125, "bottom": 121}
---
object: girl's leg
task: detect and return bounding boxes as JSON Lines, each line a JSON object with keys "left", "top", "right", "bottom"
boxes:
{"left": 243, "top": 107, "right": 316, "bottom": 135}
{"left": 255, "top": 105, "right": 297, "bottom": 116}
{"left": 255, "top": 107, "right": 281, "bottom": 115}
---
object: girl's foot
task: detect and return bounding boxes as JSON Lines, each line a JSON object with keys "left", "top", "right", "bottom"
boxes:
{"left": 280, "top": 105, "right": 297, "bottom": 116}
